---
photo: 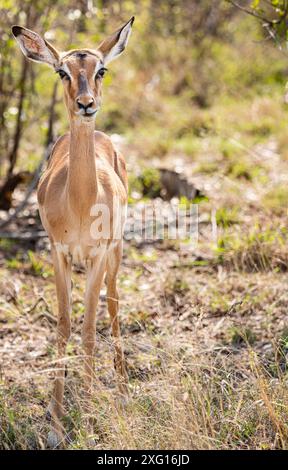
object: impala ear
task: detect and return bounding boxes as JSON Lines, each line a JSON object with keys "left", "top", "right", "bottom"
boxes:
{"left": 97, "top": 16, "right": 134, "bottom": 65}
{"left": 12, "top": 25, "right": 60, "bottom": 68}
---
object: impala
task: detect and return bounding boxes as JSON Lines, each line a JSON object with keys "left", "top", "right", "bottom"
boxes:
{"left": 12, "top": 17, "right": 134, "bottom": 447}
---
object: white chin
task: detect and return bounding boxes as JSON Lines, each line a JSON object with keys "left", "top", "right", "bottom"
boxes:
{"left": 79, "top": 113, "right": 96, "bottom": 122}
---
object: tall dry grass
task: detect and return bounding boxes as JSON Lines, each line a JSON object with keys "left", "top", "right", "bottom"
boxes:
{"left": 1, "top": 334, "right": 288, "bottom": 450}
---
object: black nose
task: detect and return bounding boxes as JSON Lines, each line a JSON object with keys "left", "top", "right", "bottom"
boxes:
{"left": 76, "top": 98, "right": 94, "bottom": 111}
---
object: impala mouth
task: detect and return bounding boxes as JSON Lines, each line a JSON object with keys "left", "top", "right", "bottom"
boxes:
{"left": 77, "top": 111, "right": 98, "bottom": 122}
{"left": 83, "top": 110, "right": 97, "bottom": 117}
{"left": 76, "top": 109, "right": 98, "bottom": 118}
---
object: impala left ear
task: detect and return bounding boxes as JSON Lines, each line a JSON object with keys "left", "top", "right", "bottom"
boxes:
{"left": 12, "top": 25, "right": 60, "bottom": 68}
{"left": 97, "top": 16, "right": 134, "bottom": 65}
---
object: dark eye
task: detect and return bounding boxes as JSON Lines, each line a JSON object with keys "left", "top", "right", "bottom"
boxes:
{"left": 96, "top": 67, "right": 107, "bottom": 79}
{"left": 57, "top": 70, "right": 70, "bottom": 80}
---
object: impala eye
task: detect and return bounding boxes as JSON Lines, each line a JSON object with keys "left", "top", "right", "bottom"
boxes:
{"left": 57, "top": 70, "right": 70, "bottom": 80}
{"left": 96, "top": 67, "right": 107, "bottom": 79}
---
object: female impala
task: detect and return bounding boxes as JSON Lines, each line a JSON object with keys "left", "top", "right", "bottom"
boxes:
{"left": 12, "top": 17, "right": 134, "bottom": 446}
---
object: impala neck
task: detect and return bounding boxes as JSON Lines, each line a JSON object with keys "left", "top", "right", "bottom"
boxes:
{"left": 68, "top": 119, "right": 97, "bottom": 216}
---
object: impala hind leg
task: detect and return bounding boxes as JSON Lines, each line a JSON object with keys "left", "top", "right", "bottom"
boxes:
{"left": 106, "top": 242, "right": 129, "bottom": 400}
{"left": 47, "top": 246, "right": 71, "bottom": 448}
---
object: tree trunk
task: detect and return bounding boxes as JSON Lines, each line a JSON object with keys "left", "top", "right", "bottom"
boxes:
{"left": 8, "top": 58, "right": 28, "bottom": 176}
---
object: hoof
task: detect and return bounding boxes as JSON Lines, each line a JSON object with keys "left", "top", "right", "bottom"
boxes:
{"left": 47, "top": 429, "right": 63, "bottom": 449}
{"left": 86, "top": 436, "right": 97, "bottom": 448}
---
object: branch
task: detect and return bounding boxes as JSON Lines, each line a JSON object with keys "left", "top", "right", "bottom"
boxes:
{"left": 227, "top": 0, "right": 286, "bottom": 25}
{"left": 228, "top": 0, "right": 288, "bottom": 53}
{"left": 0, "top": 143, "right": 52, "bottom": 230}
{"left": 0, "top": 80, "right": 59, "bottom": 229}
{"left": 7, "top": 58, "right": 29, "bottom": 176}
{"left": 0, "top": 230, "right": 47, "bottom": 240}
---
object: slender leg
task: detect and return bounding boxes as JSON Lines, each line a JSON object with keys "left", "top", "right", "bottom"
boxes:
{"left": 106, "top": 242, "right": 129, "bottom": 398}
{"left": 47, "top": 246, "right": 71, "bottom": 447}
{"left": 82, "top": 251, "right": 107, "bottom": 408}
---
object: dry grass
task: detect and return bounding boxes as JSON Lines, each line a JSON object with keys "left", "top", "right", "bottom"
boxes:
{"left": 217, "top": 224, "right": 288, "bottom": 272}
{"left": 1, "top": 333, "right": 288, "bottom": 450}
{"left": 1, "top": 252, "right": 288, "bottom": 449}
{"left": 2, "top": 130, "right": 288, "bottom": 449}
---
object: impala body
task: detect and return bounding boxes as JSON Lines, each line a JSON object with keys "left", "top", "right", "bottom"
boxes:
{"left": 12, "top": 17, "right": 134, "bottom": 447}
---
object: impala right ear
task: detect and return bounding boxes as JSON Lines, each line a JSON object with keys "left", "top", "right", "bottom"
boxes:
{"left": 12, "top": 25, "right": 60, "bottom": 68}
{"left": 97, "top": 17, "right": 134, "bottom": 65}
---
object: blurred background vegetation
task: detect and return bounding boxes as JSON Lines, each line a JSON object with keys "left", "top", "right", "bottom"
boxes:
{"left": 1, "top": 0, "right": 288, "bottom": 208}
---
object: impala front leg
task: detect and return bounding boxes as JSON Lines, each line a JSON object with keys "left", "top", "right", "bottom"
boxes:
{"left": 82, "top": 252, "right": 107, "bottom": 409}
{"left": 47, "top": 246, "right": 72, "bottom": 448}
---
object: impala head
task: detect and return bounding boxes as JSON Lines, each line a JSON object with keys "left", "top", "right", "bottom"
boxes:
{"left": 12, "top": 17, "right": 134, "bottom": 122}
